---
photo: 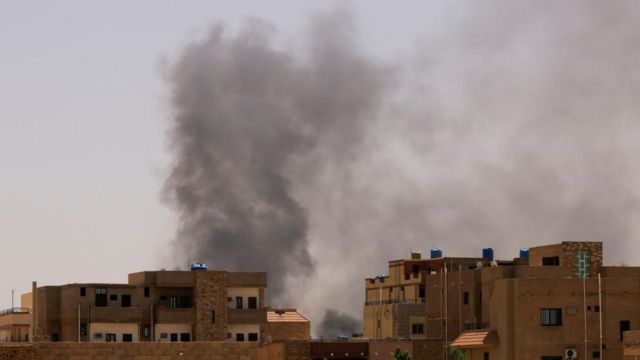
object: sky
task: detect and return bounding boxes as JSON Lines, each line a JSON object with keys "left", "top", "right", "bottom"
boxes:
{"left": 2, "top": 1, "right": 640, "bottom": 335}
{"left": 0, "top": 0, "right": 446, "bottom": 310}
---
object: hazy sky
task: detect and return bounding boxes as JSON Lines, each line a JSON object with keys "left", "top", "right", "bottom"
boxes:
{"left": 3, "top": 1, "right": 640, "bottom": 333}
{"left": 0, "top": 0, "right": 447, "bottom": 309}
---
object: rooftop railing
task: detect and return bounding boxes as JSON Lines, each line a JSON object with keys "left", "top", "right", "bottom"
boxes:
{"left": 364, "top": 298, "right": 425, "bottom": 306}
{"left": 0, "top": 307, "right": 30, "bottom": 316}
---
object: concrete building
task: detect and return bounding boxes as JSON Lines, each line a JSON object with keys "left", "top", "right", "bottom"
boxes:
{"left": 23, "top": 269, "right": 309, "bottom": 343}
{"left": 0, "top": 307, "right": 31, "bottom": 342}
{"left": 365, "top": 241, "right": 640, "bottom": 360}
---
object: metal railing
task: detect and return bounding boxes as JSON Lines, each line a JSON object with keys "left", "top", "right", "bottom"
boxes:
{"left": 0, "top": 307, "right": 30, "bottom": 316}
{"left": 364, "top": 298, "right": 425, "bottom": 306}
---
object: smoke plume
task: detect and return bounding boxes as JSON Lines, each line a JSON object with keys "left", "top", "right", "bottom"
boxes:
{"left": 163, "top": 12, "right": 387, "bottom": 303}
{"left": 317, "top": 309, "right": 361, "bottom": 339}
{"left": 164, "top": 2, "right": 640, "bottom": 335}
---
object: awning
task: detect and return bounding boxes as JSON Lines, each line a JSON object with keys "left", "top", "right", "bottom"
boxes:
{"left": 450, "top": 329, "right": 498, "bottom": 349}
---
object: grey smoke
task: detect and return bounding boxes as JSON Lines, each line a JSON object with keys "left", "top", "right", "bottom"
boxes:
{"left": 318, "top": 309, "right": 361, "bottom": 338}
{"left": 164, "top": 2, "right": 640, "bottom": 334}
{"left": 163, "top": 12, "right": 387, "bottom": 303}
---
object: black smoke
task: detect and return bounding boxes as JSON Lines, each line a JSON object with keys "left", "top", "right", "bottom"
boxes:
{"left": 318, "top": 309, "right": 361, "bottom": 338}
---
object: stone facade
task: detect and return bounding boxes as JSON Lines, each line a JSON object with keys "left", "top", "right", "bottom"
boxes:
{"left": 194, "top": 271, "right": 229, "bottom": 341}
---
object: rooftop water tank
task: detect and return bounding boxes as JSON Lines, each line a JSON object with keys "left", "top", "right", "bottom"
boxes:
{"left": 520, "top": 248, "right": 530, "bottom": 259}
{"left": 482, "top": 247, "right": 494, "bottom": 262}
{"left": 430, "top": 248, "right": 443, "bottom": 259}
{"left": 411, "top": 251, "right": 422, "bottom": 260}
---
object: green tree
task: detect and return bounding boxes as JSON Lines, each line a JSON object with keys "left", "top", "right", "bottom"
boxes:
{"left": 394, "top": 348, "right": 412, "bottom": 360}
{"left": 450, "top": 347, "right": 465, "bottom": 360}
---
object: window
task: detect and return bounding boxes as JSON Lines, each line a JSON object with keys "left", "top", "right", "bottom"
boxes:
{"left": 110, "top": 294, "right": 118, "bottom": 301}
{"left": 248, "top": 333, "right": 258, "bottom": 342}
{"left": 80, "top": 287, "right": 86, "bottom": 297}
{"left": 160, "top": 333, "right": 168, "bottom": 339}
{"left": 595, "top": 305, "right": 600, "bottom": 312}
{"left": 542, "top": 256, "right": 560, "bottom": 266}
{"left": 236, "top": 296, "right": 243, "bottom": 309}
{"left": 540, "top": 308, "right": 562, "bottom": 326}
{"left": 95, "top": 288, "right": 107, "bottom": 307}
{"left": 592, "top": 351, "right": 600, "bottom": 358}
{"left": 122, "top": 334, "right": 133, "bottom": 342}
{"left": 412, "top": 264, "right": 419, "bottom": 273}
{"left": 541, "top": 357, "right": 562, "bottom": 360}
{"left": 463, "top": 292, "right": 469, "bottom": 305}
{"left": 621, "top": 320, "right": 631, "bottom": 341}
{"left": 144, "top": 287, "right": 149, "bottom": 297}
{"left": 211, "top": 310, "right": 216, "bottom": 323}
{"left": 143, "top": 325, "right": 150, "bottom": 338}
{"left": 483, "top": 352, "right": 489, "bottom": 360}
{"left": 94, "top": 333, "right": 103, "bottom": 340}
{"left": 587, "top": 305, "right": 591, "bottom": 311}
{"left": 51, "top": 333, "right": 59, "bottom": 342}
{"left": 248, "top": 297, "right": 257, "bottom": 309}
{"left": 236, "top": 333, "right": 245, "bottom": 342}
{"left": 105, "top": 333, "right": 116, "bottom": 342}
{"left": 179, "top": 295, "right": 192, "bottom": 308}
{"left": 180, "top": 333, "right": 191, "bottom": 342}
{"left": 121, "top": 294, "right": 131, "bottom": 308}
{"left": 170, "top": 333, "right": 178, "bottom": 342}
{"left": 169, "top": 296, "right": 177, "bottom": 309}
{"left": 411, "top": 323, "right": 425, "bottom": 334}
{"left": 80, "top": 323, "right": 87, "bottom": 336}
{"left": 419, "top": 285, "right": 425, "bottom": 299}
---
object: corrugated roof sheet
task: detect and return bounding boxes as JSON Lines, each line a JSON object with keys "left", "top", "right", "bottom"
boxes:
{"left": 450, "top": 329, "right": 498, "bottom": 348}
{"left": 267, "top": 310, "right": 310, "bottom": 323}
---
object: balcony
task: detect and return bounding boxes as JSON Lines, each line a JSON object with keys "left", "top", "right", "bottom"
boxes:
{"left": 155, "top": 306, "right": 195, "bottom": 324}
{"left": 227, "top": 309, "right": 267, "bottom": 324}
{"left": 90, "top": 306, "right": 143, "bottom": 323}
{"left": 364, "top": 298, "right": 425, "bottom": 306}
{"left": 228, "top": 272, "right": 267, "bottom": 287}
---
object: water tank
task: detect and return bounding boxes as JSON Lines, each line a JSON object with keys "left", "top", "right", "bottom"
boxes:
{"left": 519, "top": 247, "right": 530, "bottom": 259}
{"left": 482, "top": 247, "right": 494, "bottom": 261}
{"left": 430, "top": 248, "right": 443, "bottom": 259}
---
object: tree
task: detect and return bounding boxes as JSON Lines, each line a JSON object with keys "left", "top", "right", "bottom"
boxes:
{"left": 450, "top": 347, "right": 465, "bottom": 360}
{"left": 394, "top": 348, "right": 412, "bottom": 360}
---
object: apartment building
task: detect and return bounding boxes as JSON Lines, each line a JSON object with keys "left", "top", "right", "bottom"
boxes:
{"left": 25, "top": 269, "right": 309, "bottom": 343}
{"left": 365, "top": 241, "right": 640, "bottom": 360}
{"left": 0, "top": 307, "right": 30, "bottom": 342}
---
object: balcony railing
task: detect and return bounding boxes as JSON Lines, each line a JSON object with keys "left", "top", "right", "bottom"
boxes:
{"left": 90, "top": 306, "right": 143, "bottom": 323}
{"left": 0, "top": 307, "right": 30, "bottom": 316}
{"left": 227, "top": 309, "right": 267, "bottom": 324}
{"left": 364, "top": 298, "right": 425, "bottom": 306}
{"left": 155, "top": 306, "right": 195, "bottom": 323}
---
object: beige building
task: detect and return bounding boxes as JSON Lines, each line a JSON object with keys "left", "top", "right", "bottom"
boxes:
{"left": 22, "top": 269, "right": 309, "bottom": 343}
{"left": 0, "top": 307, "right": 31, "bottom": 342}
{"left": 365, "top": 241, "right": 640, "bottom": 360}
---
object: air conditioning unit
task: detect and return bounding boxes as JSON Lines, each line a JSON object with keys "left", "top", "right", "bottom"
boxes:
{"left": 565, "top": 348, "right": 577, "bottom": 360}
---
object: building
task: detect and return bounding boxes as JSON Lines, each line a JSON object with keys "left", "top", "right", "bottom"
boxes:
{"left": 0, "top": 307, "right": 30, "bottom": 342}
{"left": 23, "top": 269, "right": 309, "bottom": 343}
{"left": 365, "top": 241, "right": 640, "bottom": 360}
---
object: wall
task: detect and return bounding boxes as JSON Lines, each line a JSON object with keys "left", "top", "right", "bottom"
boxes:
{"left": 227, "top": 288, "right": 260, "bottom": 309}
{"left": 154, "top": 323, "right": 192, "bottom": 342}
{"left": 264, "top": 321, "right": 310, "bottom": 341}
{"left": 194, "top": 271, "right": 228, "bottom": 341}
{"left": 89, "top": 323, "right": 139, "bottom": 343}
{"left": 228, "top": 324, "right": 260, "bottom": 342}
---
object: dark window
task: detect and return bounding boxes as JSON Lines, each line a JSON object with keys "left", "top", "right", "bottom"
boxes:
{"left": 211, "top": 310, "right": 215, "bottom": 323}
{"left": 595, "top": 305, "right": 600, "bottom": 312}
{"left": 80, "top": 323, "right": 87, "bottom": 336}
{"left": 411, "top": 323, "right": 425, "bottom": 334}
{"left": 621, "top": 320, "right": 631, "bottom": 341}
{"left": 463, "top": 292, "right": 469, "bottom": 305}
{"left": 105, "top": 333, "right": 116, "bottom": 342}
{"left": 377, "top": 320, "right": 380, "bottom": 328}
{"left": 236, "top": 333, "right": 245, "bottom": 342}
{"left": 121, "top": 294, "right": 131, "bottom": 308}
{"left": 419, "top": 285, "right": 425, "bottom": 298}
{"left": 412, "top": 264, "right": 419, "bottom": 273}
{"left": 160, "top": 333, "right": 167, "bottom": 339}
{"left": 592, "top": 351, "right": 600, "bottom": 358}
{"left": 180, "top": 333, "right": 190, "bottom": 342}
{"left": 540, "top": 308, "right": 562, "bottom": 326}
{"left": 80, "top": 287, "right": 86, "bottom": 297}
{"left": 541, "top": 357, "right": 562, "bottom": 360}
{"left": 51, "top": 333, "right": 59, "bottom": 342}
{"left": 248, "top": 333, "right": 258, "bottom": 342}
{"left": 110, "top": 294, "right": 118, "bottom": 301}
{"left": 542, "top": 256, "right": 560, "bottom": 266}
{"left": 170, "top": 333, "right": 178, "bottom": 342}
{"left": 587, "top": 305, "right": 591, "bottom": 311}
{"left": 179, "top": 295, "right": 192, "bottom": 308}
{"left": 95, "top": 288, "right": 107, "bottom": 307}
{"left": 248, "top": 297, "right": 257, "bottom": 309}
{"left": 143, "top": 324, "right": 150, "bottom": 338}
{"left": 483, "top": 352, "right": 489, "bottom": 360}
{"left": 169, "top": 296, "right": 177, "bottom": 308}
{"left": 236, "top": 296, "right": 243, "bottom": 309}
{"left": 122, "top": 334, "right": 133, "bottom": 342}
{"left": 144, "top": 287, "right": 149, "bottom": 297}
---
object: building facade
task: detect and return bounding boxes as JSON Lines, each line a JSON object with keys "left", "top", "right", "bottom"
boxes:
{"left": 26, "top": 269, "right": 309, "bottom": 343}
{"left": 365, "top": 241, "right": 640, "bottom": 360}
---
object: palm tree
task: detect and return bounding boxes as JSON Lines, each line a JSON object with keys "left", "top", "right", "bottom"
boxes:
{"left": 450, "top": 347, "right": 465, "bottom": 360}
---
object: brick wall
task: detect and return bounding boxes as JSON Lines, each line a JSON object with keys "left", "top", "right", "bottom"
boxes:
{"left": 194, "top": 272, "right": 228, "bottom": 341}
{"left": 412, "top": 339, "right": 444, "bottom": 360}
{"left": 264, "top": 322, "right": 310, "bottom": 341}
{"left": 561, "top": 242, "right": 603, "bottom": 277}
{"left": 1, "top": 341, "right": 311, "bottom": 360}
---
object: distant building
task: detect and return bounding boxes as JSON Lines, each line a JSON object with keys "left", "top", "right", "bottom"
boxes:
{"left": 0, "top": 306, "right": 30, "bottom": 342}
{"left": 19, "top": 269, "right": 309, "bottom": 343}
{"left": 364, "top": 241, "right": 640, "bottom": 360}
